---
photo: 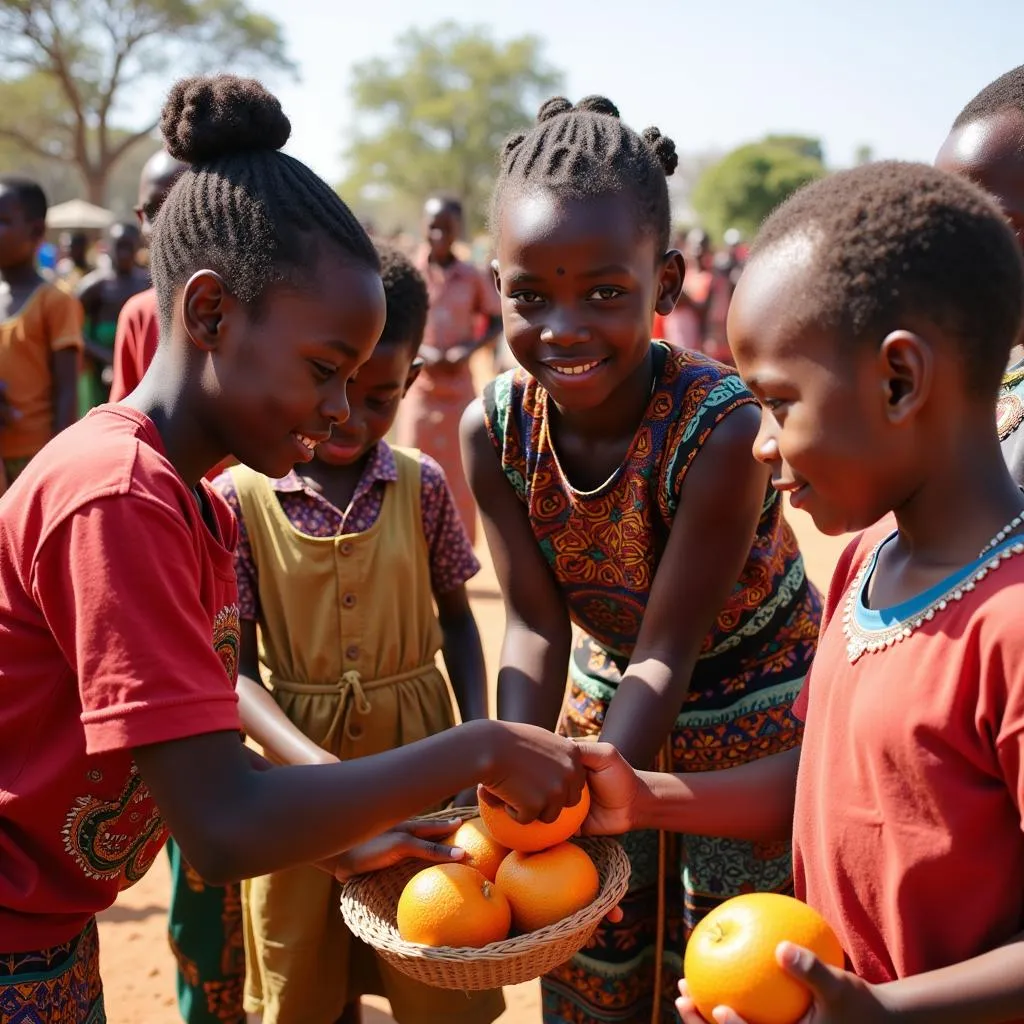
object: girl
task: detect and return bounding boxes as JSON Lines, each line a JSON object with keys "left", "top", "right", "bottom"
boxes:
{"left": 0, "top": 74, "right": 586, "bottom": 1023}
{"left": 395, "top": 194, "right": 503, "bottom": 544}
{"left": 461, "top": 95, "right": 821, "bottom": 1024}
{"left": 586, "top": 160, "right": 1024, "bottom": 1024}
{"left": 214, "top": 246, "right": 500, "bottom": 1024}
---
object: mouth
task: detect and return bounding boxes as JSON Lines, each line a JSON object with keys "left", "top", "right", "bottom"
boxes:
{"left": 773, "top": 479, "right": 810, "bottom": 508}
{"left": 291, "top": 431, "right": 330, "bottom": 462}
{"left": 542, "top": 357, "right": 610, "bottom": 379}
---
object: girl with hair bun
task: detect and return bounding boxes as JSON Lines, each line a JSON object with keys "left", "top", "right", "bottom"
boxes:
{"left": 0, "top": 74, "right": 587, "bottom": 1023}
{"left": 462, "top": 96, "right": 821, "bottom": 1023}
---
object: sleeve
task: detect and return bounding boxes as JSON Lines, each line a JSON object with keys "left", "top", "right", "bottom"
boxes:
{"left": 419, "top": 453, "right": 480, "bottom": 594}
{"left": 45, "top": 288, "right": 84, "bottom": 352}
{"left": 32, "top": 494, "right": 241, "bottom": 755}
{"left": 475, "top": 265, "right": 501, "bottom": 318}
{"left": 109, "top": 302, "right": 143, "bottom": 402}
{"left": 209, "top": 471, "right": 260, "bottom": 621}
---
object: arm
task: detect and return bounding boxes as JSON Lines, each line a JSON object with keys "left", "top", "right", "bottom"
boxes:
{"left": 599, "top": 404, "right": 769, "bottom": 767}
{"left": 50, "top": 348, "right": 79, "bottom": 432}
{"left": 235, "top": 619, "right": 338, "bottom": 766}
{"left": 446, "top": 315, "right": 504, "bottom": 365}
{"left": 436, "top": 585, "right": 489, "bottom": 723}
{"left": 460, "top": 398, "right": 572, "bottom": 729}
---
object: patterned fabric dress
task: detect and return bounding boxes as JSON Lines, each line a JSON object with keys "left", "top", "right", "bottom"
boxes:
{"left": 999, "top": 357, "right": 1024, "bottom": 486}
{"left": 483, "top": 342, "right": 821, "bottom": 1024}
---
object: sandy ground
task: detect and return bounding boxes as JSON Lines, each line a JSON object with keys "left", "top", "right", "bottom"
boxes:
{"left": 95, "top": 495, "right": 849, "bottom": 1023}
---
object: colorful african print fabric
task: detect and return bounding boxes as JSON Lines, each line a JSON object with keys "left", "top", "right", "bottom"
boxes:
{"left": 484, "top": 342, "right": 821, "bottom": 1023}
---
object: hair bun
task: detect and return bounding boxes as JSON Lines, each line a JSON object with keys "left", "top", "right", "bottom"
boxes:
{"left": 536, "top": 97, "right": 574, "bottom": 123}
{"left": 642, "top": 126, "right": 678, "bottom": 177}
{"left": 160, "top": 75, "right": 291, "bottom": 165}
{"left": 575, "top": 95, "right": 620, "bottom": 118}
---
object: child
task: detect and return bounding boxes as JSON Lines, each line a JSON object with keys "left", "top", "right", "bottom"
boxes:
{"left": 395, "top": 194, "right": 503, "bottom": 544}
{"left": 461, "top": 95, "right": 821, "bottom": 1024}
{"left": 109, "top": 148, "right": 188, "bottom": 403}
{"left": 0, "top": 176, "right": 82, "bottom": 486}
{"left": 213, "top": 244, "right": 500, "bottom": 1024}
{"left": 936, "top": 65, "right": 1024, "bottom": 486}
{"left": 581, "top": 160, "right": 1024, "bottom": 1023}
{"left": 76, "top": 221, "right": 149, "bottom": 409}
{"left": 0, "top": 74, "right": 587, "bottom": 1024}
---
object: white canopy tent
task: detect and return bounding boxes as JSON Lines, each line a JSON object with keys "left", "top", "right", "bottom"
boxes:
{"left": 46, "top": 199, "right": 115, "bottom": 231}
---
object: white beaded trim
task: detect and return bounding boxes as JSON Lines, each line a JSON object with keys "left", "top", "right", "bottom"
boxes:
{"left": 843, "top": 535, "right": 1024, "bottom": 664}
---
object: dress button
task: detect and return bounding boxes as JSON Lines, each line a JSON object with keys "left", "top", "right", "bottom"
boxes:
{"left": 346, "top": 644, "right": 359, "bottom": 661}
{"left": 342, "top": 593, "right": 357, "bottom": 609}
{"left": 340, "top": 541, "right": 354, "bottom": 556}
{"left": 349, "top": 724, "right": 363, "bottom": 739}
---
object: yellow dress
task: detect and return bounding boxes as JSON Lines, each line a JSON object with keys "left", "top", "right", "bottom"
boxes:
{"left": 229, "top": 452, "right": 504, "bottom": 1024}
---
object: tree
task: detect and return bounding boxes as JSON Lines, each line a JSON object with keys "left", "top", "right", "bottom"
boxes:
{"left": 691, "top": 136, "right": 827, "bottom": 241}
{"left": 0, "top": 0, "right": 294, "bottom": 205}
{"left": 339, "top": 22, "right": 563, "bottom": 234}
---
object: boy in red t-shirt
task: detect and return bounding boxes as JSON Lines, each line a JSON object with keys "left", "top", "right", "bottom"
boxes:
{"left": 580, "top": 161, "right": 1024, "bottom": 1023}
{"left": 0, "top": 75, "right": 586, "bottom": 1023}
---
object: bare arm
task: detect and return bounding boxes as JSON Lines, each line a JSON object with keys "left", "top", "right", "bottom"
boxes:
{"left": 436, "top": 584, "right": 489, "bottom": 723}
{"left": 234, "top": 619, "right": 338, "bottom": 767}
{"left": 50, "top": 348, "right": 79, "bottom": 432}
{"left": 599, "top": 404, "right": 769, "bottom": 767}
{"left": 461, "top": 398, "right": 572, "bottom": 730}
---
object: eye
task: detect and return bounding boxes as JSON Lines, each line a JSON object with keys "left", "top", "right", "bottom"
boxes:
{"left": 309, "top": 359, "right": 337, "bottom": 382}
{"left": 509, "top": 290, "right": 544, "bottom": 305}
{"left": 589, "top": 286, "right": 624, "bottom": 301}
{"left": 760, "top": 398, "right": 788, "bottom": 414}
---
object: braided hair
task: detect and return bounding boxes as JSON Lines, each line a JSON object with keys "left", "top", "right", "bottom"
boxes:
{"left": 150, "top": 75, "right": 378, "bottom": 330}
{"left": 490, "top": 95, "right": 678, "bottom": 252}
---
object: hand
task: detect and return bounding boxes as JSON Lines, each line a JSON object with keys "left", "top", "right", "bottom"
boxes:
{"left": 326, "top": 817, "right": 465, "bottom": 882}
{"left": 0, "top": 384, "right": 20, "bottom": 429}
{"left": 478, "top": 720, "right": 586, "bottom": 825}
{"left": 576, "top": 740, "right": 642, "bottom": 836}
{"left": 445, "top": 343, "right": 473, "bottom": 365}
{"left": 675, "top": 945, "right": 893, "bottom": 1024}
{"left": 451, "top": 787, "right": 479, "bottom": 812}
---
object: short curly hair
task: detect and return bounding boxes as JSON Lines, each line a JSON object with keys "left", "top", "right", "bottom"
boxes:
{"left": 376, "top": 244, "right": 428, "bottom": 353}
{"left": 490, "top": 95, "right": 678, "bottom": 253}
{"left": 953, "top": 65, "right": 1024, "bottom": 129}
{"left": 750, "top": 161, "right": 1024, "bottom": 397}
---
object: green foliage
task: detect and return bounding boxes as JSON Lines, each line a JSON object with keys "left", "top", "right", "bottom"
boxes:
{"left": 340, "top": 22, "right": 563, "bottom": 234}
{"left": 0, "top": 0, "right": 293, "bottom": 204}
{"left": 691, "top": 136, "right": 827, "bottom": 241}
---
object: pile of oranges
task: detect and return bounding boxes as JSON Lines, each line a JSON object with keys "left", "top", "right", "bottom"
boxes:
{"left": 396, "top": 785, "right": 599, "bottom": 948}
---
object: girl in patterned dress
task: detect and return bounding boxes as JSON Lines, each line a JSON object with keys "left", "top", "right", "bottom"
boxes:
{"left": 461, "top": 95, "right": 821, "bottom": 1024}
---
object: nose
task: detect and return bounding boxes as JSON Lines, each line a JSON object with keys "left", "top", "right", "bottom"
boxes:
{"left": 321, "top": 377, "right": 351, "bottom": 427}
{"left": 540, "top": 311, "right": 590, "bottom": 348}
{"left": 752, "top": 408, "right": 779, "bottom": 465}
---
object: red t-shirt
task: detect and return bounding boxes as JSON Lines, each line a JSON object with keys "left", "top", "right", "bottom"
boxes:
{"left": 0, "top": 406, "right": 241, "bottom": 951}
{"left": 109, "top": 288, "right": 159, "bottom": 403}
{"left": 793, "top": 521, "right": 1024, "bottom": 999}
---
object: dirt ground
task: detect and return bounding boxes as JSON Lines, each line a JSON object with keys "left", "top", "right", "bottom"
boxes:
{"left": 95, "top": 501, "right": 850, "bottom": 1023}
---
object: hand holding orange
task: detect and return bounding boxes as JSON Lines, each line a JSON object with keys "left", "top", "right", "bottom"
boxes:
{"left": 479, "top": 782, "right": 591, "bottom": 852}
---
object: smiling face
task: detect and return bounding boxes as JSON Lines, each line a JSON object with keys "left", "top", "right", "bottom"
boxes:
{"left": 494, "top": 188, "right": 682, "bottom": 411}
{"left": 728, "top": 239, "right": 917, "bottom": 536}
{"left": 192, "top": 250, "right": 386, "bottom": 479}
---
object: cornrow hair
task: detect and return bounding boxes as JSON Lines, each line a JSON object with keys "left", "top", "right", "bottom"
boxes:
{"left": 150, "top": 74, "right": 379, "bottom": 331}
{"left": 376, "top": 244, "right": 429, "bottom": 354}
{"left": 490, "top": 95, "right": 678, "bottom": 252}
{"left": 953, "top": 65, "right": 1024, "bottom": 128}
{"left": 750, "top": 161, "right": 1024, "bottom": 398}
{"left": 0, "top": 176, "right": 47, "bottom": 222}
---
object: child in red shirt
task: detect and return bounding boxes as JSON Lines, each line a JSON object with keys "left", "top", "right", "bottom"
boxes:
{"left": 0, "top": 74, "right": 586, "bottom": 1024}
{"left": 580, "top": 161, "right": 1024, "bottom": 1023}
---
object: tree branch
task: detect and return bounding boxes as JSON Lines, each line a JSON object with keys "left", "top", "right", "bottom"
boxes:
{"left": 0, "top": 123, "right": 62, "bottom": 161}
{"left": 105, "top": 118, "right": 159, "bottom": 165}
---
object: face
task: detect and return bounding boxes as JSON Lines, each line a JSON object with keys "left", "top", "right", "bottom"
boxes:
{"left": 315, "top": 341, "right": 418, "bottom": 466}
{"left": 936, "top": 109, "right": 1024, "bottom": 249}
{"left": 136, "top": 168, "right": 184, "bottom": 240}
{"left": 113, "top": 234, "right": 138, "bottom": 273}
{"left": 0, "top": 189, "right": 41, "bottom": 270}
{"left": 729, "top": 242, "right": 915, "bottom": 535}
{"left": 187, "top": 252, "right": 386, "bottom": 479}
{"left": 495, "top": 189, "right": 683, "bottom": 411}
{"left": 424, "top": 200, "right": 460, "bottom": 259}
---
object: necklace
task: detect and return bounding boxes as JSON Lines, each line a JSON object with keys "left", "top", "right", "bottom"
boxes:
{"left": 842, "top": 511, "right": 1024, "bottom": 664}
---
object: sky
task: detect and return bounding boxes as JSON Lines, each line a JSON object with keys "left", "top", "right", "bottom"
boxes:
{"left": 129, "top": 0, "right": 1024, "bottom": 193}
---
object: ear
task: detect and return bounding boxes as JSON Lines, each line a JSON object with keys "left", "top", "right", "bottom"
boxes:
{"left": 655, "top": 249, "right": 686, "bottom": 316}
{"left": 490, "top": 259, "right": 502, "bottom": 298}
{"left": 180, "top": 270, "right": 230, "bottom": 352}
{"left": 404, "top": 357, "right": 424, "bottom": 395}
{"left": 877, "top": 330, "right": 932, "bottom": 424}
{"left": 28, "top": 219, "right": 45, "bottom": 244}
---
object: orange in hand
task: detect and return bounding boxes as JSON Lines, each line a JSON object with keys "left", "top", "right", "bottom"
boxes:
{"left": 683, "top": 893, "right": 844, "bottom": 1024}
{"left": 494, "top": 841, "right": 599, "bottom": 932}
{"left": 479, "top": 783, "right": 590, "bottom": 853}
{"left": 445, "top": 817, "right": 510, "bottom": 883}
{"left": 396, "top": 863, "right": 511, "bottom": 948}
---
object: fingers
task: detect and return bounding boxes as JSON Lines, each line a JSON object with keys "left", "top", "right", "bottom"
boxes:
{"left": 603, "top": 905, "right": 624, "bottom": 924}
{"left": 397, "top": 836, "right": 464, "bottom": 865}
{"left": 393, "top": 817, "right": 461, "bottom": 839}
{"left": 674, "top": 981, "right": 711, "bottom": 1024}
{"left": 575, "top": 739, "right": 621, "bottom": 771}
{"left": 776, "top": 942, "right": 845, "bottom": 1001}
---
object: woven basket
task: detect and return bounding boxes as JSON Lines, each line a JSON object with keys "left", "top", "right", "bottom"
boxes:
{"left": 339, "top": 807, "right": 631, "bottom": 990}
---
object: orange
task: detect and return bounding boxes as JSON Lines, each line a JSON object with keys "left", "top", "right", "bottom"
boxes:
{"left": 479, "top": 783, "right": 591, "bottom": 853}
{"left": 494, "top": 841, "right": 600, "bottom": 932}
{"left": 683, "top": 892, "right": 844, "bottom": 1024}
{"left": 445, "top": 817, "right": 510, "bottom": 883}
{"left": 396, "top": 863, "right": 511, "bottom": 948}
